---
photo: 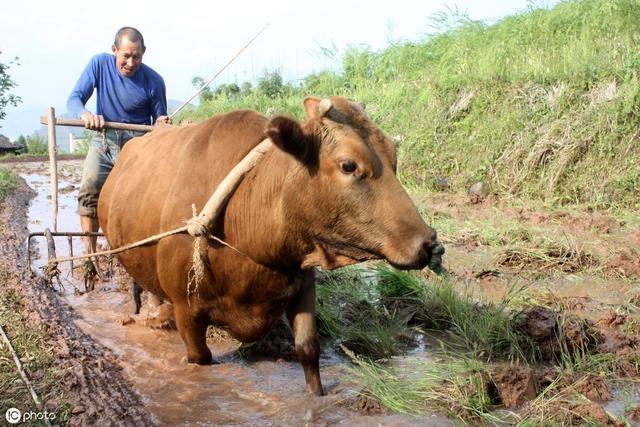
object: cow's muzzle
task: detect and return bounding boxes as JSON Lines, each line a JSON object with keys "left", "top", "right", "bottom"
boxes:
{"left": 390, "top": 231, "right": 446, "bottom": 272}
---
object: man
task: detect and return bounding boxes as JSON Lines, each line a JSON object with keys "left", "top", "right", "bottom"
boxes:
{"left": 68, "top": 27, "right": 170, "bottom": 260}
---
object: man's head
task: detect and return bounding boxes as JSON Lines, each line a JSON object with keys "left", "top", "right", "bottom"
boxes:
{"left": 112, "top": 27, "right": 146, "bottom": 78}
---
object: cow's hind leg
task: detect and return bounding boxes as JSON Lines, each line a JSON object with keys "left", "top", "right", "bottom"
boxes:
{"left": 287, "top": 275, "right": 324, "bottom": 395}
{"left": 174, "top": 303, "right": 213, "bottom": 365}
{"left": 131, "top": 282, "right": 143, "bottom": 314}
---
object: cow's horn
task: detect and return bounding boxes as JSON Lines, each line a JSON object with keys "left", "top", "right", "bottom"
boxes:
{"left": 319, "top": 98, "right": 333, "bottom": 117}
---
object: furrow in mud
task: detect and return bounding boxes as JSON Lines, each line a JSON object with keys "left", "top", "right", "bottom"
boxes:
{"left": 0, "top": 178, "right": 153, "bottom": 426}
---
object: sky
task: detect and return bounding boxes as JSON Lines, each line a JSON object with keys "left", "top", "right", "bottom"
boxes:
{"left": 0, "top": 0, "right": 541, "bottom": 139}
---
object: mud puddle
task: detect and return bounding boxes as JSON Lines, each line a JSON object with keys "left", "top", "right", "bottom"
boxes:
{"left": 11, "top": 160, "right": 451, "bottom": 426}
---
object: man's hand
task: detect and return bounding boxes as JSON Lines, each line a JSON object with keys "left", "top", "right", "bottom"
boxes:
{"left": 155, "top": 115, "right": 172, "bottom": 126}
{"left": 80, "top": 111, "right": 105, "bottom": 130}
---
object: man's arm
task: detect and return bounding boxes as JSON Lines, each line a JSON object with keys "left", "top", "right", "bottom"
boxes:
{"left": 67, "top": 56, "right": 105, "bottom": 130}
{"left": 150, "top": 74, "right": 170, "bottom": 125}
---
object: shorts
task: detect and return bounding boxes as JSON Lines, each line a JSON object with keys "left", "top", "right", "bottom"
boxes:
{"left": 77, "top": 130, "right": 144, "bottom": 218}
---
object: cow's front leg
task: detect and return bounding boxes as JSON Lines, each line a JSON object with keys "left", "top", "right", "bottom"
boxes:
{"left": 174, "top": 303, "right": 212, "bottom": 365}
{"left": 287, "top": 275, "right": 324, "bottom": 395}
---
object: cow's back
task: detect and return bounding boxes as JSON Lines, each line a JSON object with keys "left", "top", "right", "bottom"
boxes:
{"left": 98, "top": 110, "right": 269, "bottom": 296}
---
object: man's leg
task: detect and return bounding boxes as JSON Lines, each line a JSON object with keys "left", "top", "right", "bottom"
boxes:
{"left": 77, "top": 138, "right": 107, "bottom": 253}
{"left": 80, "top": 215, "right": 99, "bottom": 254}
{"left": 77, "top": 133, "right": 115, "bottom": 287}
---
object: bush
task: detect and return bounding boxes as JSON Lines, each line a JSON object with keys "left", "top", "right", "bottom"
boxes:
{"left": 0, "top": 166, "right": 17, "bottom": 201}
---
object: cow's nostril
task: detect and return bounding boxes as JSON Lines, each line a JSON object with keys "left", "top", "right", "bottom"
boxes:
{"left": 425, "top": 240, "right": 445, "bottom": 274}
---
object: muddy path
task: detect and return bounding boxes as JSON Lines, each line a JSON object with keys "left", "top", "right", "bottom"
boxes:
{"left": 4, "top": 161, "right": 453, "bottom": 426}
{"left": 0, "top": 178, "right": 149, "bottom": 425}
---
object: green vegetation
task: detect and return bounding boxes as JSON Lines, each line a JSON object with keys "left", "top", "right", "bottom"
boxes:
{"left": 316, "top": 267, "right": 412, "bottom": 360}
{"left": 179, "top": 0, "right": 640, "bottom": 209}
{"left": 318, "top": 263, "right": 538, "bottom": 361}
{"left": 15, "top": 132, "right": 48, "bottom": 155}
{"left": 318, "top": 264, "right": 633, "bottom": 423}
{"left": 0, "top": 166, "right": 17, "bottom": 201}
{"left": 375, "top": 264, "right": 539, "bottom": 361}
{"left": 0, "top": 52, "right": 21, "bottom": 125}
{"left": 0, "top": 286, "right": 71, "bottom": 424}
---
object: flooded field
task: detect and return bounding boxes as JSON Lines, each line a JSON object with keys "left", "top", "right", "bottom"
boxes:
{"left": 8, "top": 160, "right": 454, "bottom": 426}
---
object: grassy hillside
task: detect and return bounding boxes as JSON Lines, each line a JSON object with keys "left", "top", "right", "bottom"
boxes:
{"left": 179, "top": 0, "right": 640, "bottom": 210}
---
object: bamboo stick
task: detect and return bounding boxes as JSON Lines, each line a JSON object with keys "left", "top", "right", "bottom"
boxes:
{"left": 169, "top": 24, "right": 269, "bottom": 119}
{"left": 0, "top": 325, "right": 52, "bottom": 427}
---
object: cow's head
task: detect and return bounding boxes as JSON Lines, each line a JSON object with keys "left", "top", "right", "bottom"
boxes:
{"left": 266, "top": 96, "right": 442, "bottom": 271}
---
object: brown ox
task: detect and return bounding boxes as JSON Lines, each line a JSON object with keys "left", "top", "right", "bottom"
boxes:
{"left": 98, "top": 96, "right": 441, "bottom": 395}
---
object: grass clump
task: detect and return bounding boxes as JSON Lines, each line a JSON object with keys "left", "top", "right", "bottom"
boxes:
{"left": 0, "top": 166, "right": 17, "bottom": 202}
{"left": 494, "top": 242, "right": 597, "bottom": 273}
{"left": 375, "top": 264, "right": 539, "bottom": 362}
{"left": 316, "top": 267, "right": 412, "bottom": 360}
{"left": 342, "top": 346, "right": 507, "bottom": 424}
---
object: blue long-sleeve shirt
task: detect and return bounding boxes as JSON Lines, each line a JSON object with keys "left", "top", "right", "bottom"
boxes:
{"left": 67, "top": 53, "right": 167, "bottom": 125}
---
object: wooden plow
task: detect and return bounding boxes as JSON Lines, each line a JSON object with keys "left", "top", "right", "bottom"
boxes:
{"left": 31, "top": 107, "right": 273, "bottom": 291}
{"left": 29, "top": 108, "right": 154, "bottom": 290}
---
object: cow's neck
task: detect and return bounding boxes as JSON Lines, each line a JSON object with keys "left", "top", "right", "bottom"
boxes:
{"left": 223, "top": 147, "right": 309, "bottom": 268}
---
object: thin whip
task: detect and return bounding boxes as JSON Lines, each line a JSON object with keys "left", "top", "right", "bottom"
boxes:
{"left": 169, "top": 24, "right": 269, "bottom": 119}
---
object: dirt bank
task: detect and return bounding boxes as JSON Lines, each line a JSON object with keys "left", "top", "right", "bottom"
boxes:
{"left": 0, "top": 179, "right": 153, "bottom": 425}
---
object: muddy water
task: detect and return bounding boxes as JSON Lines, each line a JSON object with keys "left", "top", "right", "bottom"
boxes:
{"left": 11, "top": 160, "right": 451, "bottom": 426}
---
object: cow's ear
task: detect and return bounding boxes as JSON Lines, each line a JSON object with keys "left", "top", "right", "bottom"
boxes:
{"left": 303, "top": 96, "right": 333, "bottom": 120}
{"left": 265, "top": 116, "right": 315, "bottom": 165}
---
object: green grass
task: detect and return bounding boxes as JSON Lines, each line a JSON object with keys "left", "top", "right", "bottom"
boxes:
{"left": 342, "top": 346, "right": 508, "bottom": 424}
{"left": 316, "top": 267, "right": 411, "bottom": 360}
{"left": 375, "top": 264, "right": 539, "bottom": 362}
{"left": 0, "top": 166, "right": 17, "bottom": 201}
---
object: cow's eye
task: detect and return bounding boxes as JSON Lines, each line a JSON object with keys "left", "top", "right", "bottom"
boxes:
{"left": 339, "top": 160, "right": 357, "bottom": 174}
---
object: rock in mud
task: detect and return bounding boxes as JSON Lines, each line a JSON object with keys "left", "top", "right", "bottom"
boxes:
{"left": 520, "top": 306, "right": 557, "bottom": 341}
{"left": 491, "top": 365, "right": 538, "bottom": 408}
{"left": 468, "top": 182, "right": 488, "bottom": 204}
{"left": 346, "top": 394, "right": 386, "bottom": 415}
{"left": 435, "top": 177, "right": 450, "bottom": 191}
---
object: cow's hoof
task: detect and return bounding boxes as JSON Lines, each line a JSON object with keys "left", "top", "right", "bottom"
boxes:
{"left": 130, "top": 300, "right": 141, "bottom": 315}
{"left": 187, "top": 350, "right": 213, "bottom": 365}
{"left": 306, "top": 384, "right": 325, "bottom": 396}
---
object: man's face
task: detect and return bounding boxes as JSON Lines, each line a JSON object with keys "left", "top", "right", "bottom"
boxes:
{"left": 112, "top": 37, "right": 144, "bottom": 77}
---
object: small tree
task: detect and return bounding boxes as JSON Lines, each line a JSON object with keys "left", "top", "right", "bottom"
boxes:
{"left": 257, "top": 70, "right": 286, "bottom": 99}
{"left": 0, "top": 52, "right": 22, "bottom": 127}
{"left": 191, "top": 76, "right": 213, "bottom": 103}
{"left": 25, "top": 132, "right": 47, "bottom": 155}
{"left": 72, "top": 130, "right": 92, "bottom": 155}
